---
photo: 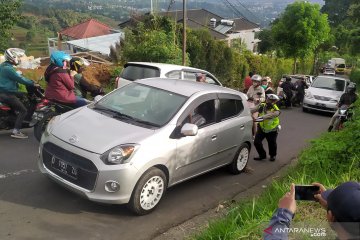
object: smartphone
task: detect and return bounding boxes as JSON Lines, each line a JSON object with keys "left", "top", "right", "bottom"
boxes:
{"left": 295, "top": 185, "right": 320, "bottom": 201}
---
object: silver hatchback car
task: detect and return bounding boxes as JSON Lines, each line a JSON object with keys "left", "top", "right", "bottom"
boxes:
{"left": 38, "top": 78, "right": 253, "bottom": 215}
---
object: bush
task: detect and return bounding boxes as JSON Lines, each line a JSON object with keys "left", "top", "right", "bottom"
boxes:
{"left": 350, "top": 68, "right": 360, "bottom": 85}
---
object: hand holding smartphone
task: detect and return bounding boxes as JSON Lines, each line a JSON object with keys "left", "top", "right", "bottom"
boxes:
{"left": 295, "top": 185, "right": 320, "bottom": 201}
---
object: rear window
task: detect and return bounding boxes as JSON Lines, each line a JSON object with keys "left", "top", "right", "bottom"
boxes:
{"left": 337, "top": 64, "right": 345, "bottom": 68}
{"left": 120, "top": 65, "right": 160, "bottom": 81}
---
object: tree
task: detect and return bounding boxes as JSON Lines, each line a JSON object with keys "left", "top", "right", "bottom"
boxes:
{"left": 321, "top": 0, "right": 353, "bottom": 26}
{"left": 271, "top": 1, "right": 330, "bottom": 73}
{"left": 258, "top": 28, "right": 274, "bottom": 54}
{"left": 0, "top": 0, "right": 22, "bottom": 51}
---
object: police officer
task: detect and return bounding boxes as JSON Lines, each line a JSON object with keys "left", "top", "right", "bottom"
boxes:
{"left": 252, "top": 94, "right": 281, "bottom": 161}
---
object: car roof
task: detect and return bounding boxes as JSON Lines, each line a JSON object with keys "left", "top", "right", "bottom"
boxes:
{"left": 315, "top": 75, "right": 349, "bottom": 81}
{"left": 126, "top": 62, "right": 212, "bottom": 74}
{"left": 136, "top": 78, "right": 241, "bottom": 97}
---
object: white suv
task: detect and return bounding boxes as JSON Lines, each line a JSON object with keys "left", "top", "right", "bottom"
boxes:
{"left": 115, "top": 62, "right": 222, "bottom": 88}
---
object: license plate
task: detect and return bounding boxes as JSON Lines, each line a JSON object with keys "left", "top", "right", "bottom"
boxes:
{"left": 51, "top": 156, "right": 78, "bottom": 180}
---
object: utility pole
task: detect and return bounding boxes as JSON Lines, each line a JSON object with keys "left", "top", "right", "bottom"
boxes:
{"left": 151, "top": 0, "right": 153, "bottom": 14}
{"left": 182, "top": 0, "right": 187, "bottom": 66}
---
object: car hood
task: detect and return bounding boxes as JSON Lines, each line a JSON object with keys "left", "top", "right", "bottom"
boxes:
{"left": 51, "top": 107, "right": 155, "bottom": 154}
{"left": 308, "top": 87, "right": 343, "bottom": 99}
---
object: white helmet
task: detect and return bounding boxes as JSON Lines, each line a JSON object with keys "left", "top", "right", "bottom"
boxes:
{"left": 4, "top": 48, "right": 26, "bottom": 65}
{"left": 267, "top": 94, "right": 280, "bottom": 101}
{"left": 251, "top": 74, "right": 262, "bottom": 82}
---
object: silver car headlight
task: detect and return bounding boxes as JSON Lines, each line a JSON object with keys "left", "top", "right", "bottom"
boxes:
{"left": 101, "top": 144, "right": 138, "bottom": 165}
{"left": 305, "top": 91, "right": 314, "bottom": 99}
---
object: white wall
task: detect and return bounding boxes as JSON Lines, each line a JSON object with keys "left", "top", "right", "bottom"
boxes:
{"left": 226, "top": 28, "right": 260, "bottom": 52}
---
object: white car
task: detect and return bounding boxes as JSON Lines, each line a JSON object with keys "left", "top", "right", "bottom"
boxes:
{"left": 323, "top": 68, "right": 336, "bottom": 76}
{"left": 115, "top": 62, "right": 222, "bottom": 88}
{"left": 303, "top": 76, "right": 350, "bottom": 113}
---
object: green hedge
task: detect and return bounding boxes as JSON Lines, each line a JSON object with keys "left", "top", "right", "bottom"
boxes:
{"left": 350, "top": 68, "right": 360, "bottom": 85}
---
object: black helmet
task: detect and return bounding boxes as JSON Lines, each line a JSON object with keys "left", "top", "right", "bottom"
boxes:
{"left": 70, "top": 57, "right": 90, "bottom": 72}
{"left": 347, "top": 83, "right": 356, "bottom": 93}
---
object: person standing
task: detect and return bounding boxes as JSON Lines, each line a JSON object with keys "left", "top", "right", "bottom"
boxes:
{"left": 243, "top": 71, "right": 254, "bottom": 93}
{"left": 0, "top": 48, "right": 35, "bottom": 139}
{"left": 252, "top": 94, "right": 281, "bottom": 161}
{"left": 247, "top": 74, "right": 265, "bottom": 137}
{"left": 280, "top": 76, "right": 296, "bottom": 108}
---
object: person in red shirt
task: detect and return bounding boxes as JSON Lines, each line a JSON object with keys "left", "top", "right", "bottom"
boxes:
{"left": 243, "top": 71, "right": 254, "bottom": 93}
{"left": 44, "top": 51, "right": 88, "bottom": 108}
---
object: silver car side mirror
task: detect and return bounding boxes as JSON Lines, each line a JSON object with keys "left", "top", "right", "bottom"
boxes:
{"left": 94, "top": 95, "right": 103, "bottom": 102}
{"left": 181, "top": 123, "right": 198, "bottom": 136}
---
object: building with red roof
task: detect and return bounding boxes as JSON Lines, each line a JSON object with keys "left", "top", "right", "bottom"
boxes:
{"left": 59, "top": 19, "right": 113, "bottom": 40}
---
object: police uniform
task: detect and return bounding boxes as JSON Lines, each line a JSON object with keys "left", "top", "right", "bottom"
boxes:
{"left": 254, "top": 102, "right": 280, "bottom": 161}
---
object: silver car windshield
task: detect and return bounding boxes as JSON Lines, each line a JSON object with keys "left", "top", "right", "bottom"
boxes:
{"left": 312, "top": 77, "right": 346, "bottom": 91}
{"left": 93, "top": 83, "right": 187, "bottom": 127}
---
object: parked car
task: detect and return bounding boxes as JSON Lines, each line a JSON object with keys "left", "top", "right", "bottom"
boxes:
{"left": 38, "top": 78, "right": 253, "bottom": 215}
{"left": 115, "top": 62, "right": 222, "bottom": 88}
{"left": 323, "top": 67, "right": 336, "bottom": 76}
{"left": 303, "top": 76, "right": 350, "bottom": 113}
{"left": 335, "top": 64, "right": 346, "bottom": 74}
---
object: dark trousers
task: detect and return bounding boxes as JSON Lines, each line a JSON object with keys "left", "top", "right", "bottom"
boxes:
{"left": 254, "top": 127, "right": 278, "bottom": 158}
{"left": 284, "top": 92, "right": 292, "bottom": 107}
{"left": 0, "top": 92, "right": 27, "bottom": 130}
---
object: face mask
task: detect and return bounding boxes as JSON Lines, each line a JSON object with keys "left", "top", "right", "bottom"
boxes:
{"left": 253, "top": 82, "right": 259, "bottom": 87}
{"left": 261, "top": 85, "right": 267, "bottom": 89}
{"left": 266, "top": 102, "right": 273, "bottom": 108}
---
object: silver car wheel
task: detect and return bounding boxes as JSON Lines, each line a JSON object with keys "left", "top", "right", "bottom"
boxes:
{"left": 140, "top": 176, "right": 165, "bottom": 210}
{"left": 237, "top": 147, "right": 249, "bottom": 171}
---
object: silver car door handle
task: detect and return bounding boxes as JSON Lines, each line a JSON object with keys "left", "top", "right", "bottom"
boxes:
{"left": 211, "top": 135, "right": 217, "bottom": 141}
{"left": 240, "top": 125, "right": 245, "bottom": 130}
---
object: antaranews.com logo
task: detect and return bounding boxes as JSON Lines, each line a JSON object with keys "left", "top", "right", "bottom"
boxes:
{"left": 264, "top": 226, "right": 327, "bottom": 237}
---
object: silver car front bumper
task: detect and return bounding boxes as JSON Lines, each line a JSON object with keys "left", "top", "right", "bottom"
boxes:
{"left": 38, "top": 135, "right": 139, "bottom": 204}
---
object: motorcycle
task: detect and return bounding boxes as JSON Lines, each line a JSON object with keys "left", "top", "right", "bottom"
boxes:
{"left": 32, "top": 93, "right": 103, "bottom": 142}
{"left": 32, "top": 99, "right": 78, "bottom": 142}
{"left": 332, "top": 105, "right": 354, "bottom": 131}
{"left": 0, "top": 86, "right": 44, "bottom": 132}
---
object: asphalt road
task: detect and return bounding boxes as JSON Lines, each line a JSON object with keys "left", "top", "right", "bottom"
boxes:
{"left": 0, "top": 107, "right": 331, "bottom": 240}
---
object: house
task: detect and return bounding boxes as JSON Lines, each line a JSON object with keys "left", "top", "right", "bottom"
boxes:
{"left": 118, "top": 9, "right": 261, "bottom": 52}
{"left": 48, "top": 19, "right": 122, "bottom": 57}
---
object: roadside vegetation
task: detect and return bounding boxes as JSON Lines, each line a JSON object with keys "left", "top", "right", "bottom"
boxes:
{"left": 192, "top": 95, "right": 360, "bottom": 239}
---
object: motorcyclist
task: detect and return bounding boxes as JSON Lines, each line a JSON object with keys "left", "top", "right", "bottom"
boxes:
{"left": 328, "top": 83, "right": 357, "bottom": 132}
{"left": 0, "top": 48, "right": 36, "bottom": 139}
{"left": 252, "top": 94, "right": 281, "bottom": 162}
{"left": 69, "top": 57, "right": 105, "bottom": 98}
{"left": 247, "top": 74, "right": 265, "bottom": 137}
{"left": 44, "top": 51, "right": 88, "bottom": 108}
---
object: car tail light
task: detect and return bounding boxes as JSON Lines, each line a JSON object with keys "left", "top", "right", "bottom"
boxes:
{"left": 36, "top": 99, "right": 50, "bottom": 109}
{"left": 0, "top": 104, "right": 11, "bottom": 111}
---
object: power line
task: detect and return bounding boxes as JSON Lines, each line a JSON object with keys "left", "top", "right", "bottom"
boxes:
{"left": 233, "top": 0, "right": 259, "bottom": 22}
{"left": 221, "top": 0, "right": 245, "bottom": 18}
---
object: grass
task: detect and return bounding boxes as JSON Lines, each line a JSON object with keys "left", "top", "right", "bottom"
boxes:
{"left": 192, "top": 100, "right": 360, "bottom": 240}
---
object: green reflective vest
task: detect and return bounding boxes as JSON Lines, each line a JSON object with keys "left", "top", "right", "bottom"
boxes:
{"left": 259, "top": 103, "right": 280, "bottom": 132}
